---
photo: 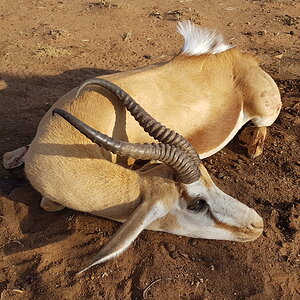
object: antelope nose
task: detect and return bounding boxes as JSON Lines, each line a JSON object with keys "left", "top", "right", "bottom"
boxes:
{"left": 248, "top": 209, "right": 263, "bottom": 230}
{"left": 249, "top": 218, "right": 263, "bottom": 230}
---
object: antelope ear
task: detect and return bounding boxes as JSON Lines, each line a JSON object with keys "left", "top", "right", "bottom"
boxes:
{"left": 77, "top": 198, "right": 168, "bottom": 274}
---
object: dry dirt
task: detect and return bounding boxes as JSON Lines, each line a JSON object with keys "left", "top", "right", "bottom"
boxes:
{"left": 0, "top": 0, "right": 299, "bottom": 299}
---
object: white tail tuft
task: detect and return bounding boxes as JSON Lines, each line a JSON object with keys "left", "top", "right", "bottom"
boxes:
{"left": 177, "top": 21, "right": 233, "bottom": 56}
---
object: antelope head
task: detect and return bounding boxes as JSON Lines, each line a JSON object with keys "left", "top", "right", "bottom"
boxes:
{"left": 53, "top": 78, "right": 263, "bottom": 273}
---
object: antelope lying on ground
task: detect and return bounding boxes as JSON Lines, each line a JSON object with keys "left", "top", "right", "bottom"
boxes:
{"left": 3, "top": 21, "right": 281, "bottom": 273}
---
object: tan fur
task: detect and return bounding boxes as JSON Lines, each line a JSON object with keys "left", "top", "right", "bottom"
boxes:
{"left": 25, "top": 47, "right": 280, "bottom": 214}
{"left": 147, "top": 211, "right": 181, "bottom": 232}
{"left": 20, "top": 45, "right": 280, "bottom": 224}
{"left": 3, "top": 26, "right": 279, "bottom": 271}
{"left": 233, "top": 54, "right": 281, "bottom": 119}
{"left": 40, "top": 49, "right": 278, "bottom": 157}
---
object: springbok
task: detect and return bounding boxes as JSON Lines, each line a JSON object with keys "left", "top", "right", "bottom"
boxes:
{"left": 3, "top": 21, "right": 281, "bottom": 273}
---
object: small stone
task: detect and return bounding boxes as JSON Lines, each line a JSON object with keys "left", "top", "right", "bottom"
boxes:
{"left": 180, "top": 252, "right": 189, "bottom": 259}
{"left": 233, "top": 163, "right": 241, "bottom": 170}
{"left": 225, "top": 7, "right": 237, "bottom": 11}
{"left": 189, "top": 239, "right": 197, "bottom": 246}
{"left": 12, "top": 289, "right": 24, "bottom": 294}
{"left": 149, "top": 11, "right": 162, "bottom": 19}
{"left": 170, "top": 251, "right": 179, "bottom": 259}
{"left": 281, "top": 15, "right": 297, "bottom": 26}
{"left": 274, "top": 54, "right": 283, "bottom": 59}
{"left": 242, "top": 31, "right": 253, "bottom": 36}
{"left": 202, "top": 256, "right": 213, "bottom": 263}
{"left": 257, "top": 30, "right": 267, "bottom": 36}
{"left": 164, "top": 242, "right": 176, "bottom": 252}
{"left": 216, "top": 173, "right": 225, "bottom": 179}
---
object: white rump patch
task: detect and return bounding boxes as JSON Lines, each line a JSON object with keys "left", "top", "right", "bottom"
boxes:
{"left": 178, "top": 21, "right": 233, "bottom": 56}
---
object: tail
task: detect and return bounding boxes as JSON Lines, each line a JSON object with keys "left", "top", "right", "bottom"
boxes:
{"left": 177, "top": 21, "right": 233, "bottom": 56}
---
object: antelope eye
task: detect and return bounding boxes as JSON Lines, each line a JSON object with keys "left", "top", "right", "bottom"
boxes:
{"left": 187, "top": 198, "right": 207, "bottom": 212}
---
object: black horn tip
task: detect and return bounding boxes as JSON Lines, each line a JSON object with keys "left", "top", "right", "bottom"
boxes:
{"left": 52, "top": 108, "right": 63, "bottom": 116}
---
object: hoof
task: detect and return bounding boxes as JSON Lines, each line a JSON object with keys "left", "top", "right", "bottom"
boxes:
{"left": 239, "top": 127, "right": 267, "bottom": 159}
{"left": 247, "top": 127, "right": 267, "bottom": 159}
{"left": 3, "top": 146, "right": 29, "bottom": 169}
{"left": 41, "top": 197, "right": 65, "bottom": 212}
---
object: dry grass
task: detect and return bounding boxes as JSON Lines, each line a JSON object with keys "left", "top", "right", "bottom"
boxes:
{"left": 34, "top": 45, "right": 71, "bottom": 58}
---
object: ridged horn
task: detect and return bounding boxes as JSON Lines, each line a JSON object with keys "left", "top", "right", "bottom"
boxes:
{"left": 52, "top": 108, "right": 200, "bottom": 184}
{"left": 76, "top": 78, "right": 201, "bottom": 165}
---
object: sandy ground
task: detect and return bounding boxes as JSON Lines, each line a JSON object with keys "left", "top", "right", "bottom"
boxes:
{"left": 0, "top": 0, "right": 299, "bottom": 299}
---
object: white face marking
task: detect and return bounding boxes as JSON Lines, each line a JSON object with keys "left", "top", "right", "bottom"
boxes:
{"left": 156, "top": 177, "right": 263, "bottom": 242}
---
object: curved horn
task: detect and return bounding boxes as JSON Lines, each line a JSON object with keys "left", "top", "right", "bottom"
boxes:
{"left": 53, "top": 108, "right": 200, "bottom": 184}
{"left": 76, "top": 78, "right": 201, "bottom": 165}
